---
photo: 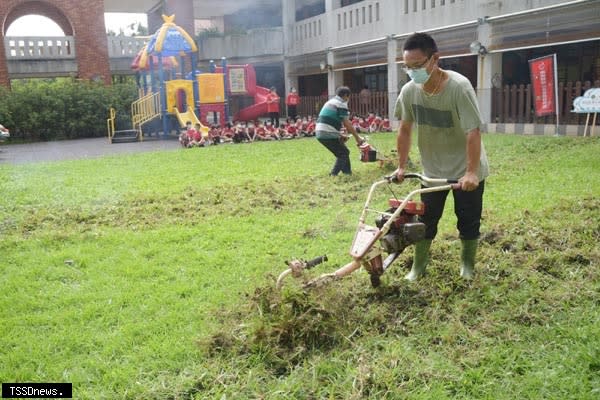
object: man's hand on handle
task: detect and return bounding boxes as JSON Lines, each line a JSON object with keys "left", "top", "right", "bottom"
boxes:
{"left": 459, "top": 171, "right": 479, "bottom": 191}
{"left": 394, "top": 167, "right": 405, "bottom": 184}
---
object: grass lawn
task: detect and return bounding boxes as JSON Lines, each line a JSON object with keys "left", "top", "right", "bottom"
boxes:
{"left": 1, "top": 133, "right": 599, "bottom": 399}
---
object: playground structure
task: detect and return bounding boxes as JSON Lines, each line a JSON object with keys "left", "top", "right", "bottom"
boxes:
{"left": 107, "top": 15, "right": 275, "bottom": 143}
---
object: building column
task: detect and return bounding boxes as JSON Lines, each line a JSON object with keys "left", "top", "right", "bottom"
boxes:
{"left": 387, "top": 36, "right": 398, "bottom": 120}
{"left": 325, "top": 0, "right": 336, "bottom": 12}
{"left": 325, "top": 0, "right": 336, "bottom": 59}
{"left": 0, "top": 32, "right": 8, "bottom": 88}
{"left": 165, "top": 0, "right": 194, "bottom": 36}
{"left": 478, "top": 52, "right": 501, "bottom": 124}
{"left": 327, "top": 50, "right": 342, "bottom": 97}
{"left": 323, "top": 0, "right": 340, "bottom": 97}
{"left": 475, "top": 20, "right": 500, "bottom": 124}
{"left": 282, "top": 0, "right": 296, "bottom": 95}
{"left": 75, "top": 0, "right": 111, "bottom": 84}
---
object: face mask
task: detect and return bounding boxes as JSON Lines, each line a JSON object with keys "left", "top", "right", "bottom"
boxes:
{"left": 407, "top": 67, "right": 431, "bottom": 84}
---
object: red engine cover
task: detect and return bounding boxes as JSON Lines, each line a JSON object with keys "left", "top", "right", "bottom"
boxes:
{"left": 388, "top": 199, "right": 425, "bottom": 215}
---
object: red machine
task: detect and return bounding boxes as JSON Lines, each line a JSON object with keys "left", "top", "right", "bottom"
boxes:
{"left": 277, "top": 173, "right": 460, "bottom": 289}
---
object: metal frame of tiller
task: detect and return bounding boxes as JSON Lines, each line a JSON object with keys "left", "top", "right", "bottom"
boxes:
{"left": 276, "top": 173, "right": 460, "bottom": 289}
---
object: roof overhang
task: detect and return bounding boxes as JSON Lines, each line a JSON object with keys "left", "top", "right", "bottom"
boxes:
{"left": 103, "top": 0, "right": 281, "bottom": 19}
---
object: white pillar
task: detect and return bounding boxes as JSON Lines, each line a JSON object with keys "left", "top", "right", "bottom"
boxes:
{"left": 327, "top": 0, "right": 342, "bottom": 11}
{"left": 282, "top": 0, "right": 296, "bottom": 96}
{"left": 325, "top": 0, "right": 338, "bottom": 97}
{"left": 326, "top": 50, "right": 342, "bottom": 97}
{"left": 475, "top": 20, "right": 501, "bottom": 124}
{"left": 477, "top": 52, "right": 502, "bottom": 124}
{"left": 387, "top": 36, "right": 398, "bottom": 120}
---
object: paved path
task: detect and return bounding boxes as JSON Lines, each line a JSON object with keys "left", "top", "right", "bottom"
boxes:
{"left": 0, "top": 137, "right": 181, "bottom": 165}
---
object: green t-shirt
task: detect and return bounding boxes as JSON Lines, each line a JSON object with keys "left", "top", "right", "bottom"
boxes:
{"left": 394, "top": 70, "right": 489, "bottom": 183}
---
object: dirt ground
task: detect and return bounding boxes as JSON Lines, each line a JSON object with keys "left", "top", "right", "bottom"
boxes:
{"left": 0, "top": 137, "right": 181, "bottom": 165}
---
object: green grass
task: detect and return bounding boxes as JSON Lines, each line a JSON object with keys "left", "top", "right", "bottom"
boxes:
{"left": 1, "top": 133, "right": 599, "bottom": 399}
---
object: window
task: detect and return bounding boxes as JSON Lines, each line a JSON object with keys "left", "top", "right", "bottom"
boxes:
{"left": 341, "top": 0, "right": 364, "bottom": 6}
{"left": 295, "top": 1, "right": 326, "bottom": 21}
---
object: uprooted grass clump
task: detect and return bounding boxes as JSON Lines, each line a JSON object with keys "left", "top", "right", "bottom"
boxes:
{"left": 196, "top": 196, "right": 599, "bottom": 394}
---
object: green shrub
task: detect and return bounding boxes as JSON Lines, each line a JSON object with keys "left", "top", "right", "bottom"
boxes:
{"left": 0, "top": 78, "right": 138, "bottom": 141}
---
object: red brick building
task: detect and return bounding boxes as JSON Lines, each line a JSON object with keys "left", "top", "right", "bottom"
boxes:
{"left": 0, "top": 0, "right": 111, "bottom": 87}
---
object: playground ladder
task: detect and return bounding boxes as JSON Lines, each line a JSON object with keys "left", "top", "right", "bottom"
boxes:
{"left": 107, "top": 107, "right": 116, "bottom": 142}
{"left": 131, "top": 92, "right": 161, "bottom": 141}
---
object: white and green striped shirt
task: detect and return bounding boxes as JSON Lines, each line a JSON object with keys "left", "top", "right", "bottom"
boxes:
{"left": 316, "top": 96, "right": 350, "bottom": 139}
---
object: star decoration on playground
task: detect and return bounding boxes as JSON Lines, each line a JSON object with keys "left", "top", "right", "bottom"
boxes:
{"left": 146, "top": 14, "right": 198, "bottom": 56}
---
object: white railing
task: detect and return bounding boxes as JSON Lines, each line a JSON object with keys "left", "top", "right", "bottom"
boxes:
{"left": 4, "top": 36, "right": 147, "bottom": 60}
{"left": 198, "top": 27, "right": 283, "bottom": 60}
{"left": 107, "top": 36, "right": 147, "bottom": 58}
{"left": 4, "top": 36, "right": 75, "bottom": 59}
{"left": 290, "top": 0, "right": 388, "bottom": 55}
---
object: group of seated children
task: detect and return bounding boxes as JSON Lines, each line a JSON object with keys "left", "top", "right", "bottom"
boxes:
{"left": 178, "top": 121, "right": 208, "bottom": 148}
{"left": 179, "top": 116, "right": 318, "bottom": 147}
{"left": 349, "top": 112, "right": 393, "bottom": 134}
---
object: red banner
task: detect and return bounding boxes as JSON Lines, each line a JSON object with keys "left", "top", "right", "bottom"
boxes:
{"left": 529, "top": 55, "right": 557, "bottom": 117}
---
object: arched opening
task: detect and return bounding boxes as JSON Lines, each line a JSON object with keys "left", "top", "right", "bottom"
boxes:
{"left": 5, "top": 15, "right": 65, "bottom": 36}
{"left": 3, "top": 2, "right": 73, "bottom": 36}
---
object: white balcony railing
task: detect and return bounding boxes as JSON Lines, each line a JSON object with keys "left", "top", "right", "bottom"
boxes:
{"left": 4, "top": 36, "right": 148, "bottom": 60}
{"left": 107, "top": 36, "right": 147, "bottom": 58}
{"left": 197, "top": 27, "right": 284, "bottom": 60}
{"left": 4, "top": 36, "right": 75, "bottom": 59}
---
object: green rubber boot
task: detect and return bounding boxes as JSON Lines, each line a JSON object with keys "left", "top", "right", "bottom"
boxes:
{"left": 405, "top": 239, "right": 432, "bottom": 281}
{"left": 460, "top": 239, "right": 478, "bottom": 280}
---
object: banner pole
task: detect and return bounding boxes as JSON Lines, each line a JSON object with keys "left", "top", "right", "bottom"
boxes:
{"left": 553, "top": 53, "right": 560, "bottom": 135}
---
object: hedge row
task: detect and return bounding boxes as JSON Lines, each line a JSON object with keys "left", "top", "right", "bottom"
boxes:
{"left": 0, "top": 78, "right": 138, "bottom": 142}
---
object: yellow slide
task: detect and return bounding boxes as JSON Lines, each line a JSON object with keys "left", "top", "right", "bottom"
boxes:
{"left": 173, "top": 107, "right": 209, "bottom": 135}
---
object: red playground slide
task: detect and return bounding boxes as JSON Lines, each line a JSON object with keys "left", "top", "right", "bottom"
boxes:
{"left": 214, "top": 64, "right": 272, "bottom": 122}
{"left": 234, "top": 85, "right": 271, "bottom": 121}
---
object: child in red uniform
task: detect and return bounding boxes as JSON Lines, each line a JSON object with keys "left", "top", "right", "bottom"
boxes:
{"left": 286, "top": 87, "right": 300, "bottom": 120}
{"left": 191, "top": 123, "right": 206, "bottom": 147}
{"left": 265, "top": 121, "right": 280, "bottom": 140}
{"left": 246, "top": 121, "right": 257, "bottom": 142}
{"left": 380, "top": 117, "right": 392, "bottom": 132}
{"left": 179, "top": 121, "right": 194, "bottom": 147}
{"left": 208, "top": 124, "right": 222, "bottom": 144}
{"left": 358, "top": 117, "right": 369, "bottom": 133}
{"left": 255, "top": 121, "right": 270, "bottom": 141}
{"left": 233, "top": 122, "right": 247, "bottom": 143}
{"left": 222, "top": 123, "right": 234, "bottom": 143}
{"left": 305, "top": 116, "right": 316, "bottom": 137}
{"left": 266, "top": 87, "right": 280, "bottom": 128}
{"left": 369, "top": 115, "right": 382, "bottom": 133}
{"left": 284, "top": 122, "right": 298, "bottom": 139}
{"left": 366, "top": 112, "right": 376, "bottom": 126}
{"left": 351, "top": 114, "right": 361, "bottom": 132}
